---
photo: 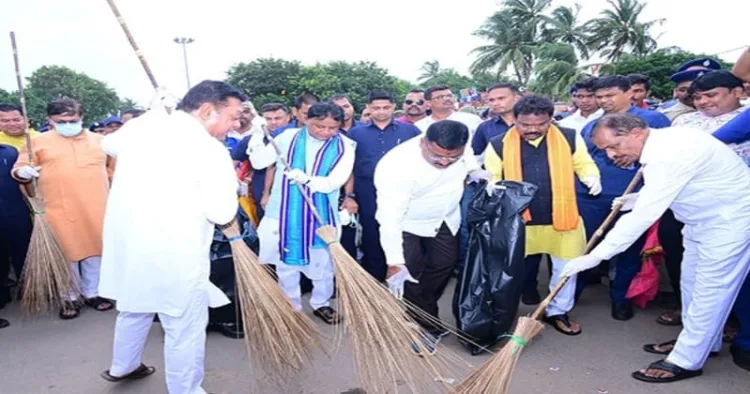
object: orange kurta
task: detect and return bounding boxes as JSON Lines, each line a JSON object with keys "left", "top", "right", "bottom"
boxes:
{"left": 13, "top": 131, "right": 111, "bottom": 262}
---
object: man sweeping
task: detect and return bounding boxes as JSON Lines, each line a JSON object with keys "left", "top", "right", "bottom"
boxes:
{"left": 12, "top": 98, "right": 113, "bottom": 319}
{"left": 247, "top": 102, "right": 355, "bottom": 324}
{"left": 484, "top": 95, "right": 601, "bottom": 336}
{"left": 562, "top": 113, "right": 750, "bottom": 383}
{"left": 98, "top": 80, "right": 243, "bottom": 394}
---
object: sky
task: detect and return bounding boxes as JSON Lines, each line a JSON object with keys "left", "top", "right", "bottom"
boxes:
{"left": 0, "top": 0, "right": 748, "bottom": 106}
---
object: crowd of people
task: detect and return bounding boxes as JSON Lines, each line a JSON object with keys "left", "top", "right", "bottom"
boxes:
{"left": 1, "top": 48, "right": 750, "bottom": 393}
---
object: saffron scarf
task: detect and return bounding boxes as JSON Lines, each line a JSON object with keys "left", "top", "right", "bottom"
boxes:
{"left": 502, "top": 125, "right": 578, "bottom": 231}
{"left": 279, "top": 128, "right": 344, "bottom": 265}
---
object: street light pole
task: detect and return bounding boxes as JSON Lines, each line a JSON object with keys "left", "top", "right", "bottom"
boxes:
{"left": 173, "top": 37, "right": 195, "bottom": 90}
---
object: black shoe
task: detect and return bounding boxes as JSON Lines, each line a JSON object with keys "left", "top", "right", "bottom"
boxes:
{"left": 428, "top": 326, "right": 450, "bottom": 339}
{"left": 612, "top": 302, "right": 634, "bottom": 321}
{"left": 521, "top": 288, "right": 541, "bottom": 305}
{"left": 207, "top": 322, "right": 245, "bottom": 339}
{"left": 0, "top": 318, "right": 9, "bottom": 329}
{"left": 731, "top": 344, "right": 750, "bottom": 371}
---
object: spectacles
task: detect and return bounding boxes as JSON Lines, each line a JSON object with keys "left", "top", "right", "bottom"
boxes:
{"left": 404, "top": 99, "right": 425, "bottom": 105}
{"left": 432, "top": 94, "right": 455, "bottom": 101}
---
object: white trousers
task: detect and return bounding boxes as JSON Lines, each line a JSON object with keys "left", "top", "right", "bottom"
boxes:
{"left": 276, "top": 250, "right": 335, "bottom": 311}
{"left": 109, "top": 291, "right": 209, "bottom": 394}
{"left": 68, "top": 256, "right": 101, "bottom": 300}
{"left": 546, "top": 256, "right": 577, "bottom": 317}
{"left": 667, "top": 236, "right": 750, "bottom": 370}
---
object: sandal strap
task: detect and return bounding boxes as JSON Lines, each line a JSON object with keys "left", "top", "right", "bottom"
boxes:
{"left": 648, "top": 359, "right": 685, "bottom": 375}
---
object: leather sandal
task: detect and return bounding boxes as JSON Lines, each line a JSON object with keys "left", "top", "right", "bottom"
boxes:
{"left": 101, "top": 364, "right": 156, "bottom": 382}
{"left": 632, "top": 359, "right": 702, "bottom": 383}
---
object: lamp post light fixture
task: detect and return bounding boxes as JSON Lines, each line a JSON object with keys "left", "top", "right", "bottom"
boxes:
{"left": 173, "top": 37, "right": 195, "bottom": 89}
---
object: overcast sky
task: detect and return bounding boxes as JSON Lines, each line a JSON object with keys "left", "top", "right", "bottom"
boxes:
{"left": 1, "top": 0, "right": 747, "bottom": 106}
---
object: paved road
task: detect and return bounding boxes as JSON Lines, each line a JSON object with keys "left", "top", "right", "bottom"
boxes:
{"left": 0, "top": 278, "right": 745, "bottom": 394}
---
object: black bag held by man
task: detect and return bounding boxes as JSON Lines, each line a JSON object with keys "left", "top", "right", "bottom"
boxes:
{"left": 453, "top": 180, "right": 537, "bottom": 355}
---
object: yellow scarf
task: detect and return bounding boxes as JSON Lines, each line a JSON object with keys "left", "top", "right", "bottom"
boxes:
{"left": 502, "top": 125, "right": 578, "bottom": 231}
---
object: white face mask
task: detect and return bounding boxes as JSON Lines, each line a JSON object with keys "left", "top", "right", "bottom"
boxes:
{"left": 54, "top": 122, "right": 83, "bottom": 137}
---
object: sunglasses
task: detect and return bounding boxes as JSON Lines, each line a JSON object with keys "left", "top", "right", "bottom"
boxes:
{"left": 404, "top": 99, "right": 425, "bottom": 105}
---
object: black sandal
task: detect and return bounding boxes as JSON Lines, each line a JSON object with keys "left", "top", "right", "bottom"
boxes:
{"left": 85, "top": 296, "right": 114, "bottom": 312}
{"left": 101, "top": 363, "right": 156, "bottom": 382}
{"left": 632, "top": 359, "right": 702, "bottom": 383}
{"left": 313, "top": 306, "right": 342, "bottom": 325}
{"left": 643, "top": 339, "right": 719, "bottom": 357}
{"left": 59, "top": 302, "right": 80, "bottom": 320}
{"left": 543, "top": 314, "right": 581, "bottom": 336}
{"left": 656, "top": 311, "right": 682, "bottom": 326}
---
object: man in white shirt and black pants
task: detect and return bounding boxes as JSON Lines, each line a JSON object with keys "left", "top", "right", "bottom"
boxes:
{"left": 374, "top": 120, "right": 488, "bottom": 346}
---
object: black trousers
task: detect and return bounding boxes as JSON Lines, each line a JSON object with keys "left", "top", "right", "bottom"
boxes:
{"left": 0, "top": 214, "right": 32, "bottom": 306}
{"left": 340, "top": 225, "right": 358, "bottom": 260}
{"left": 658, "top": 209, "right": 684, "bottom": 303}
{"left": 403, "top": 223, "right": 458, "bottom": 332}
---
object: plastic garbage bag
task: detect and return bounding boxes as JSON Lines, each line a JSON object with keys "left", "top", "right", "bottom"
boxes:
{"left": 453, "top": 180, "right": 537, "bottom": 355}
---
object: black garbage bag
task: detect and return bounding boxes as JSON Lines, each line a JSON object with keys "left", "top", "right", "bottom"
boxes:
{"left": 452, "top": 180, "right": 537, "bottom": 355}
{"left": 208, "top": 206, "right": 259, "bottom": 325}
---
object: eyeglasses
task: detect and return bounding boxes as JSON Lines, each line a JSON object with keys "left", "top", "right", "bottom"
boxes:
{"left": 404, "top": 99, "right": 425, "bottom": 105}
{"left": 432, "top": 94, "right": 455, "bottom": 101}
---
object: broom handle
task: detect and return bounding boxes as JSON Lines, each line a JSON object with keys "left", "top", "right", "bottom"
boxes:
{"left": 9, "top": 32, "right": 39, "bottom": 196}
{"left": 530, "top": 166, "right": 645, "bottom": 321}
{"left": 260, "top": 125, "right": 326, "bottom": 225}
{"left": 105, "top": 0, "right": 159, "bottom": 89}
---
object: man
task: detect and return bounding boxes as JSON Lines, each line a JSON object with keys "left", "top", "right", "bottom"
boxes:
{"left": 98, "top": 81, "right": 244, "bottom": 393}
{"left": 0, "top": 103, "right": 39, "bottom": 149}
{"left": 471, "top": 83, "right": 521, "bottom": 160}
{"left": 273, "top": 92, "right": 320, "bottom": 137}
{"left": 121, "top": 108, "right": 145, "bottom": 123}
{"left": 660, "top": 58, "right": 722, "bottom": 122}
{"left": 673, "top": 70, "right": 747, "bottom": 132}
{"left": 485, "top": 95, "right": 601, "bottom": 335}
{"left": 248, "top": 102, "right": 354, "bottom": 325}
{"left": 89, "top": 121, "right": 106, "bottom": 133}
{"left": 360, "top": 108, "right": 372, "bottom": 123}
{"left": 563, "top": 113, "right": 750, "bottom": 381}
{"left": 627, "top": 74, "right": 651, "bottom": 109}
{"left": 13, "top": 98, "right": 113, "bottom": 320}
{"left": 375, "top": 120, "right": 488, "bottom": 342}
{"left": 329, "top": 94, "right": 359, "bottom": 132}
{"left": 415, "top": 85, "right": 483, "bottom": 137}
{"left": 225, "top": 101, "right": 257, "bottom": 152}
{"left": 558, "top": 78, "right": 604, "bottom": 133}
{"left": 102, "top": 116, "right": 123, "bottom": 135}
{"left": 397, "top": 89, "right": 428, "bottom": 124}
{"left": 345, "top": 90, "right": 422, "bottom": 280}
{"left": 576, "top": 76, "right": 670, "bottom": 321}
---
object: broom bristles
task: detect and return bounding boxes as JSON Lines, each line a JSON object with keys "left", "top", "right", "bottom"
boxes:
{"left": 222, "top": 221, "right": 326, "bottom": 381}
{"left": 317, "top": 224, "right": 473, "bottom": 393}
{"left": 452, "top": 317, "right": 545, "bottom": 394}
{"left": 20, "top": 197, "right": 80, "bottom": 316}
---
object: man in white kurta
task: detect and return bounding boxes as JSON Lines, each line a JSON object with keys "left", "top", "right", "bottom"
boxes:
{"left": 98, "top": 81, "right": 243, "bottom": 394}
{"left": 247, "top": 102, "right": 354, "bottom": 324}
{"left": 562, "top": 113, "right": 750, "bottom": 383}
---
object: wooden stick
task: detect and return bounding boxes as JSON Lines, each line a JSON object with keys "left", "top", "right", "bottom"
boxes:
{"left": 104, "top": 0, "right": 159, "bottom": 89}
{"left": 9, "top": 32, "right": 39, "bottom": 196}
{"left": 530, "top": 167, "right": 645, "bottom": 320}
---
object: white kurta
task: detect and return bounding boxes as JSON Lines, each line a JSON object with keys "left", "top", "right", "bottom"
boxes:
{"left": 557, "top": 108, "right": 604, "bottom": 133}
{"left": 99, "top": 111, "right": 238, "bottom": 316}
{"left": 590, "top": 126, "right": 750, "bottom": 370}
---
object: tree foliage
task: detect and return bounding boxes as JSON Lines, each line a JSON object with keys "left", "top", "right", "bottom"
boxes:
{"left": 585, "top": 0, "right": 664, "bottom": 61}
{"left": 530, "top": 43, "right": 589, "bottom": 99}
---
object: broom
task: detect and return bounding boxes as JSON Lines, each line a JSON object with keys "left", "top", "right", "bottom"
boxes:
{"left": 453, "top": 167, "right": 645, "bottom": 394}
{"left": 10, "top": 32, "right": 80, "bottom": 316}
{"left": 261, "top": 126, "right": 473, "bottom": 393}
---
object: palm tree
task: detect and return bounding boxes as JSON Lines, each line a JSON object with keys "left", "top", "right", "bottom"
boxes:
{"left": 541, "top": 5, "right": 591, "bottom": 59}
{"left": 585, "top": 0, "right": 664, "bottom": 61}
{"left": 470, "top": 10, "right": 536, "bottom": 86}
{"left": 530, "top": 43, "right": 588, "bottom": 99}
{"left": 418, "top": 60, "right": 441, "bottom": 83}
{"left": 504, "top": 0, "right": 552, "bottom": 38}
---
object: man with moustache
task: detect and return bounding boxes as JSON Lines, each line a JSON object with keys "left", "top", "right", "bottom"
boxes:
{"left": 329, "top": 94, "right": 360, "bottom": 132}
{"left": 471, "top": 83, "right": 521, "bottom": 162}
{"left": 415, "top": 85, "right": 482, "bottom": 138}
{"left": 396, "top": 89, "right": 428, "bottom": 124}
{"left": 661, "top": 58, "right": 722, "bottom": 122}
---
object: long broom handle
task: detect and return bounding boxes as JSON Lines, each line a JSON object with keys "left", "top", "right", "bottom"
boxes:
{"left": 105, "top": 0, "right": 159, "bottom": 89}
{"left": 530, "top": 166, "right": 645, "bottom": 321}
{"left": 260, "top": 125, "right": 326, "bottom": 225}
{"left": 9, "top": 32, "right": 39, "bottom": 196}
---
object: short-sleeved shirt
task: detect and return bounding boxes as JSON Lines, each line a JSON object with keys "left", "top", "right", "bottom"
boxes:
{"left": 472, "top": 116, "right": 512, "bottom": 155}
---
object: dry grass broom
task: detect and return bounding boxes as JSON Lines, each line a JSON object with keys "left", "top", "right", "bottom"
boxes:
{"left": 10, "top": 32, "right": 80, "bottom": 316}
{"left": 262, "top": 126, "right": 473, "bottom": 393}
{"left": 220, "top": 221, "right": 326, "bottom": 379}
{"left": 453, "top": 167, "right": 645, "bottom": 394}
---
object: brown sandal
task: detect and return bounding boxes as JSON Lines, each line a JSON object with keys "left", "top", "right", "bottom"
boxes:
{"left": 313, "top": 306, "right": 342, "bottom": 325}
{"left": 656, "top": 310, "right": 682, "bottom": 326}
{"left": 101, "top": 364, "right": 156, "bottom": 382}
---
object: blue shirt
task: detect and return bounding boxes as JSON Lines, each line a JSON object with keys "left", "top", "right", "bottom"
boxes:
{"left": 579, "top": 106, "right": 671, "bottom": 196}
{"left": 0, "top": 144, "right": 29, "bottom": 218}
{"left": 713, "top": 108, "right": 750, "bottom": 144}
{"left": 472, "top": 116, "right": 513, "bottom": 155}
{"left": 272, "top": 120, "right": 302, "bottom": 137}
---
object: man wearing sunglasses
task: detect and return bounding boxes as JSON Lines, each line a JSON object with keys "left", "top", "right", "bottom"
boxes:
{"left": 396, "top": 89, "right": 428, "bottom": 124}
{"left": 415, "top": 85, "right": 483, "bottom": 139}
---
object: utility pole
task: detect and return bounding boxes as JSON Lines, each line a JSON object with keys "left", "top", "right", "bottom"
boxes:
{"left": 173, "top": 37, "right": 195, "bottom": 89}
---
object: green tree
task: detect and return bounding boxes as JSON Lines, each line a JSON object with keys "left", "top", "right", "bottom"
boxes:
{"left": 530, "top": 43, "right": 589, "bottom": 99}
{"left": 418, "top": 69, "right": 475, "bottom": 94}
{"left": 226, "top": 58, "right": 303, "bottom": 108}
{"left": 585, "top": 0, "right": 664, "bottom": 61}
{"left": 470, "top": 10, "right": 536, "bottom": 85}
{"left": 418, "top": 60, "right": 441, "bottom": 84}
{"left": 504, "top": 0, "right": 552, "bottom": 39}
{"left": 541, "top": 5, "right": 590, "bottom": 59}
{"left": 604, "top": 49, "right": 733, "bottom": 100}
{"left": 0, "top": 88, "right": 19, "bottom": 106}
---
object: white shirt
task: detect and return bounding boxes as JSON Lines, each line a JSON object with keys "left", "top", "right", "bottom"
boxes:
{"left": 592, "top": 127, "right": 750, "bottom": 260}
{"left": 98, "top": 111, "right": 238, "bottom": 316}
{"left": 374, "top": 137, "right": 479, "bottom": 266}
{"left": 415, "top": 111, "right": 483, "bottom": 137}
{"left": 557, "top": 108, "right": 604, "bottom": 133}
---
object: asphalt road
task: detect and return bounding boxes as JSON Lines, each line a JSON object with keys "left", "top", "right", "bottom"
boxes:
{"left": 0, "top": 278, "right": 746, "bottom": 394}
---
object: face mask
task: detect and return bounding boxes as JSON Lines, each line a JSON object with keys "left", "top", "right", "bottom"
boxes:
{"left": 54, "top": 122, "right": 83, "bottom": 137}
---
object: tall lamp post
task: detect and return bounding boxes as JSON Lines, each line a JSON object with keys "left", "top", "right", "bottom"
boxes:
{"left": 173, "top": 37, "right": 195, "bottom": 90}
